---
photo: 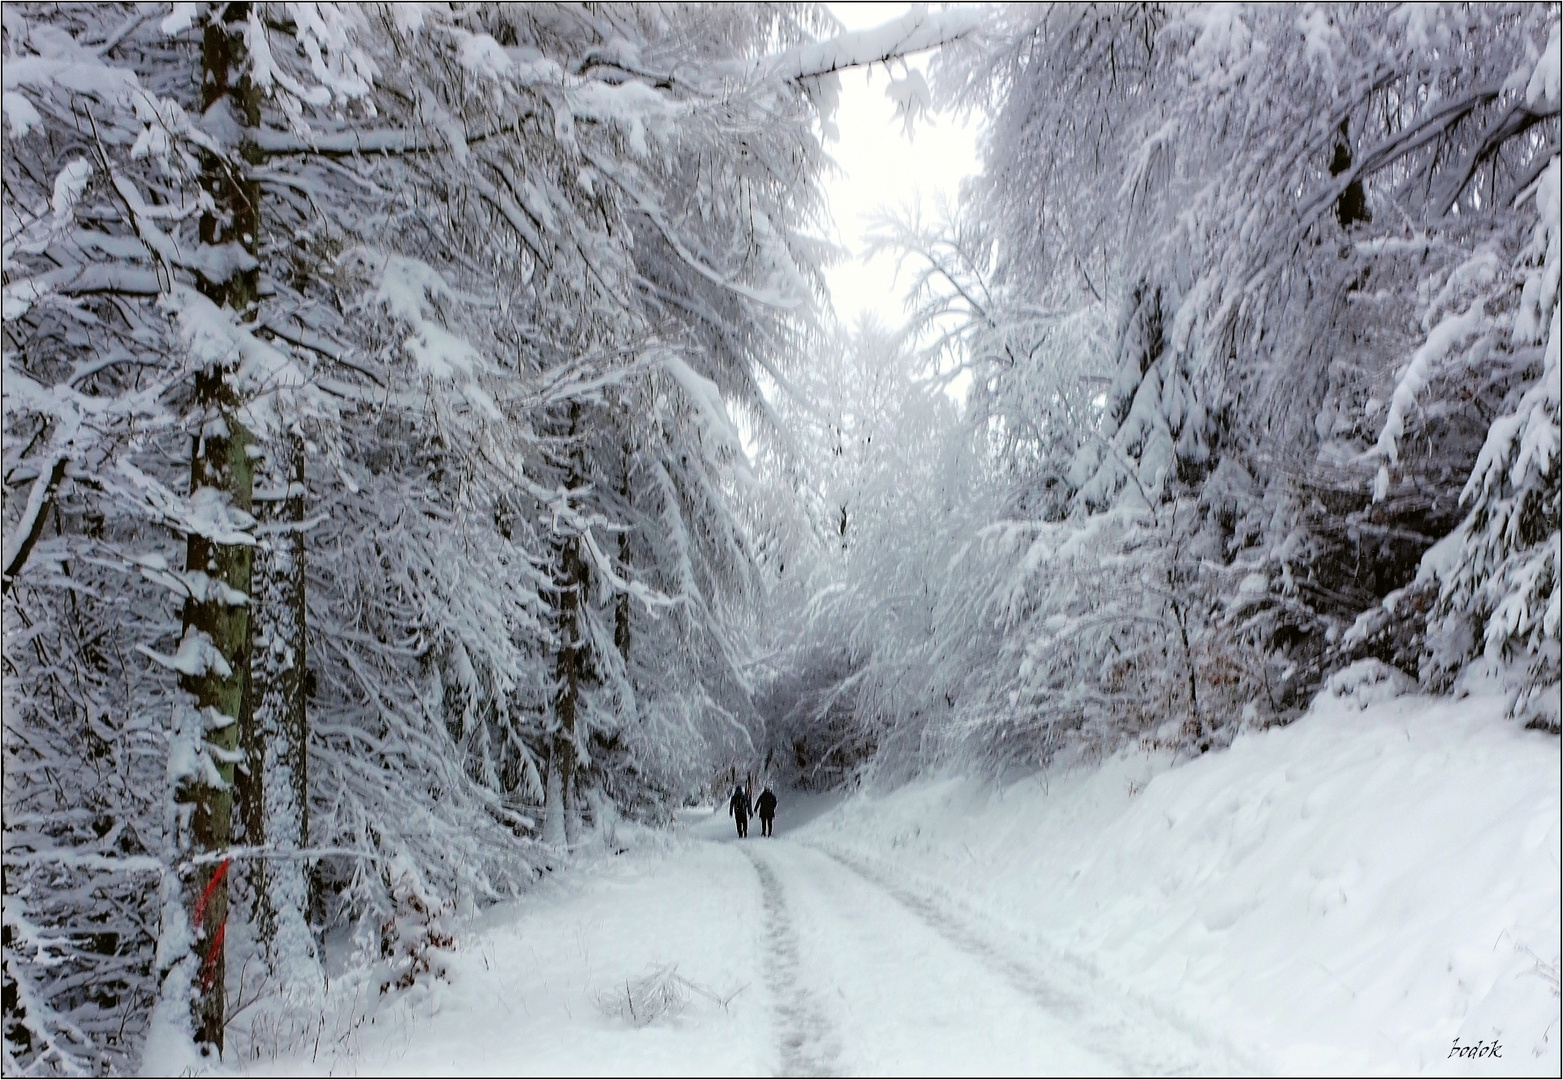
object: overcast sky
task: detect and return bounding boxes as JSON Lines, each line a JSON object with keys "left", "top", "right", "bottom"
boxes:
{"left": 819, "top": 3, "right": 982, "bottom": 332}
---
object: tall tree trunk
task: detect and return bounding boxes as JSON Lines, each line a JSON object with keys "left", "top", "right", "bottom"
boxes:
{"left": 178, "top": 391, "right": 252, "bottom": 1055}
{"left": 549, "top": 404, "right": 588, "bottom": 850}
{"left": 242, "top": 435, "right": 320, "bottom": 994}
{"left": 553, "top": 530, "right": 585, "bottom": 849}
{"left": 177, "top": 4, "right": 262, "bottom": 1054}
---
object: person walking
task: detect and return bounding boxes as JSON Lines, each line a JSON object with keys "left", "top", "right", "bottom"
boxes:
{"left": 755, "top": 786, "right": 778, "bottom": 837}
{"left": 728, "top": 783, "right": 751, "bottom": 838}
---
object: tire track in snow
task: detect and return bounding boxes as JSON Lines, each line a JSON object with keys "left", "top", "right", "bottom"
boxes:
{"left": 812, "top": 843, "right": 1261, "bottom": 1077}
{"left": 741, "top": 847, "right": 842, "bottom": 1077}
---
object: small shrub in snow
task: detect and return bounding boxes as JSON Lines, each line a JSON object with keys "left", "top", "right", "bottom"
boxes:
{"left": 378, "top": 860, "right": 455, "bottom": 996}
{"left": 1322, "top": 660, "right": 1417, "bottom": 711}
{"left": 593, "top": 964, "right": 740, "bottom": 1027}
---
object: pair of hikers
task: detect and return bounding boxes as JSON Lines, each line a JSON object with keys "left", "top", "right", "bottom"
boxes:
{"left": 728, "top": 783, "right": 777, "bottom": 838}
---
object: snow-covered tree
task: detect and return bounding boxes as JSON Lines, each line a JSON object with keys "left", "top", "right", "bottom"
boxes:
{"left": 907, "top": 2, "right": 1562, "bottom": 759}
{"left": 1420, "top": 154, "right": 1560, "bottom": 730}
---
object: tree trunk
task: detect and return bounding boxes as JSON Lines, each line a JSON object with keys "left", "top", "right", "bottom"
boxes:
{"left": 242, "top": 435, "right": 320, "bottom": 992}
{"left": 554, "top": 530, "right": 585, "bottom": 849}
{"left": 543, "top": 763, "right": 567, "bottom": 847}
{"left": 1331, "top": 118, "right": 1370, "bottom": 230}
{"left": 177, "top": 4, "right": 262, "bottom": 1054}
{"left": 550, "top": 404, "right": 588, "bottom": 850}
{"left": 178, "top": 396, "right": 252, "bottom": 1055}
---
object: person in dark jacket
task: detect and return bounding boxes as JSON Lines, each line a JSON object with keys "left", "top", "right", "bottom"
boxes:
{"left": 755, "top": 787, "right": 778, "bottom": 837}
{"left": 728, "top": 784, "right": 751, "bottom": 838}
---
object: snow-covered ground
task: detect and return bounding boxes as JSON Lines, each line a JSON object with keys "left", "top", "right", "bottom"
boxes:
{"left": 232, "top": 690, "right": 1559, "bottom": 1077}
{"left": 801, "top": 689, "right": 1561, "bottom": 1076}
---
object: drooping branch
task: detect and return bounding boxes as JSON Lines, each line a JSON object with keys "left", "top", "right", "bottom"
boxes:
{"left": 1, "top": 454, "right": 69, "bottom": 596}
{"left": 1300, "top": 84, "right": 1503, "bottom": 223}
{"left": 1433, "top": 102, "right": 1561, "bottom": 217}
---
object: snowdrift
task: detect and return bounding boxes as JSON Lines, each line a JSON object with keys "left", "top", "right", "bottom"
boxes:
{"left": 797, "top": 691, "right": 1560, "bottom": 1076}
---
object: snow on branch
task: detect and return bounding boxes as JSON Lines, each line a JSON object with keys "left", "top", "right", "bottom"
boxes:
{"left": 742, "top": 5, "right": 983, "bottom": 84}
{"left": 582, "top": 147, "right": 804, "bottom": 311}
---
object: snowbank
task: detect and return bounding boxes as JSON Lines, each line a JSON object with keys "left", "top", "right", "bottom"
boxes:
{"left": 797, "top": 692, "right": 1560, "bottom": 1075}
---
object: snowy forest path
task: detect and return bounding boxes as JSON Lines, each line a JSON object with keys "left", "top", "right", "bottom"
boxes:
{"left": 731, "top": 836, "right": 1114, "bottom": 1075}
{"left": 802, "top": 841, "right": 1261, "bottom": 1076}
{"left": 249, "top": 813, "right": 1248, "bottom": 1077}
